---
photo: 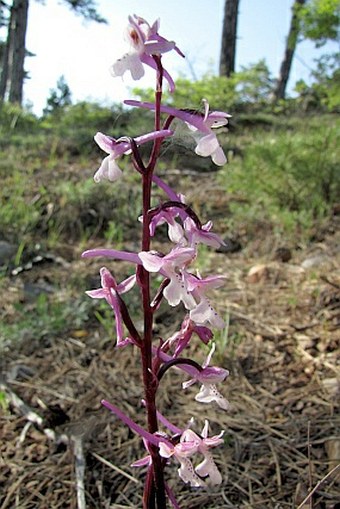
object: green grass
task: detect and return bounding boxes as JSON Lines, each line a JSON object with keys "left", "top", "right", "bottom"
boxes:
{"left": 0, "top": 292, "right": 92, "bottom": 349}
{"left": 0, "top": 100, "right": 339, "bottom": 249}
{"left": 218, "top": 114, "right": 340, "bottom": 241}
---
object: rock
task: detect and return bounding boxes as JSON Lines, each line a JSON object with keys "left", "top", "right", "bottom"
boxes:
{"left": 246, "top": 264, "right": 270, "bottom": 283}
{"left": 0, "top": 240, "right": 17, "bottom": 265}
{"left": 23, "top": 281, "right": 55, "bottom": 301}
{"left": 274, "top": 247, "right": 292, "bottom": 263}
{"left": 301, "top": 254, "right": 331, "bottom": 269}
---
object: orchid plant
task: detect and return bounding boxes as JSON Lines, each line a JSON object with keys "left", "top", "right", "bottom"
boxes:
{"left": 83, "top": 14, "right": 231, "bottom": 509}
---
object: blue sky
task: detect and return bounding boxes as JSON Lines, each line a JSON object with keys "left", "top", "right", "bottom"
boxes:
{"left": 23, "top": 0, "right": 337, "bottom": 114}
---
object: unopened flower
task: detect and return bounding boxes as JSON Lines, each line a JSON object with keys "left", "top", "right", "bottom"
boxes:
{"left": 167, "top": 315, "right": 213, "bottom": 356}
{"left": 86, "top": 267, "right": 136, "bottom": 347}
{"left": 124, "top": 98, "right": 231, "bottom": 164}
{"left": 94, "top": 129, "right": 173, "bottom": 183}
{"left": 111, "top": 15, "right": 184, "bottom": 91}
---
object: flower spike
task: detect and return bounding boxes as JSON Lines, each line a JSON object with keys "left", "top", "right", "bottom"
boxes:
{"left": 83, "top": 12, "right": 232, "bottom": 506}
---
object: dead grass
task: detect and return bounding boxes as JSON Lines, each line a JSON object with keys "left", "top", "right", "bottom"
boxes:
{"left": 0, "top": 177, "right": 339, "bottom": 508}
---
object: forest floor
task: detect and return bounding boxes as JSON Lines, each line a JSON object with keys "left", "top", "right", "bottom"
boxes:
{"left": 0, "top": 168, "right": 339, "bottom": 509}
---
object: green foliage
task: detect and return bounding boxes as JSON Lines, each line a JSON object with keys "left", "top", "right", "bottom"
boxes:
{"left": 40, "top": 101, "right": 116, "bottom": 155}
{"left": 295, "top": 52, "right": 340, "bottom": 111}
{"left": 0, "top": 293, "right": 91, "bottom": 348}
{"left": 43, "top": 75, "right": 72, "bottom": 117}
{"left": 0, "top": 93, "right": 338, "bottom": 249}
{"left": 0, "top": 102, "right": 40, "bottom": 138}
{"left": 219, "top": 116, "right": 340, "bottom": 238}
{"left": 62, "top": 0, "right": 106, "bottom": 23}
{"left": 0, "top": 391, "right": 8, "bottom": 411}
{"left": 45, "top": 170, "right": 142, "bottom": 243}
{"left": 0, "top": 167, "right": 41, "bottom": 237}
{"left": 133, "top": 61, "right": 273, "bottom": 112}
{"left": 39, "top": 101, "right": 152, "bottom": 156}
{"left": 46, "top": 101, "right": 114, "bottom": 129}
{"left": 299, "top": 0, "right": 340, "bottom": 46}
{"left": 0, "top": 98, "right": 150, "bottom": 244}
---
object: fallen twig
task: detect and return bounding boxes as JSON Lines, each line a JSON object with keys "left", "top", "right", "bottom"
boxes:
{"left": 0, "top": 378, "right": 68, "bottom": 443}
{"left": 91, "top": 451, "right": 141, "bottom": 484}
{"left": 72, "top": 436, "right": 87, "bottom": 509}
{"left": 296, "top": 463, "right": 340, "bottom": 509}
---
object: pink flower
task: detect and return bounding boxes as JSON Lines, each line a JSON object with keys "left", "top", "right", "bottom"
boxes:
{"left": 194, "top": 420, "right": 225, "bottom": 485}
{"left": 138, "top": 247, "right": 196, "bottom": 309}
{"left": 159, "top": 420, "right": 224, "bottom": 487}
{"left": 125, "top": 98, "right": 231, "bottom": 164}
{"left": 182, "top": 344, "right": 229, "bottom": 410}
{"left": 147, "top": 206, "right": 185, "bottom": 244}
{"left": 111, "top": 15, "right": 184, "bottom": 91}
{"left": 93, "top": 129, "right": 173, "bottom": 183}
{"left": 155, "top": 343, "right": 229, "bottom": 410}
{"left": 186, "top": 273, "right": 226, "bottom": 328}
{"left": 184, "top": 217, "right": 225, "bottom": 249}
{"left": 86, "top": 267, "right": 136, "bottom": 347}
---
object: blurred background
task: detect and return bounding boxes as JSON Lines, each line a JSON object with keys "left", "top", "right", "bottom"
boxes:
{"left": 1, "top": 0, "right": 339, "bottom": 113}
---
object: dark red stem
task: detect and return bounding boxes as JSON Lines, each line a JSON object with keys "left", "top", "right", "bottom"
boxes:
{"left": 138, "top": 55, "right": 167, "bottom": 509}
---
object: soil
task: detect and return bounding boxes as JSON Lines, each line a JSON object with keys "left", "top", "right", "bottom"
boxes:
{"left": 0, "top": 176, "right": 339, "bottom": 509}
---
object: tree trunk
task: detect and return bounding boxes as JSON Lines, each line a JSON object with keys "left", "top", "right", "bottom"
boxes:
{"left": 219, "top": 0, "right": 240, "bottom": 77}
{"left": 273, "top": 0, "right": 306, "bottom": 101}
{"left": 0, "top": 0, "right": 29, "bottom": 104}
{"left": 9, "top": 0, "right": 29, "bottom": 104}
{"left": 0, "top": 1, "right": 12, "bottom": 101}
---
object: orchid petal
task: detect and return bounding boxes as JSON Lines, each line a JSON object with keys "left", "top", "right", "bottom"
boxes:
{"left": 138, "top": 251, "right": 164, "bottom": 272}
{"left": 195, "top": 133, "right": 220, "bottom": 157}
{"left": 93, "top": 158, "right": 123, "bottom": 183}
{"left": 117, "top": 274, "right": 137, "bottom": 293}
{"left": 131, "top": 455, "right": 151, "bottom": 467}
{"left": 212, "top": 146, "right": 227, "bottom": 166}
{"left": 190, "top": 299, "right": 225, "bottom": 328}
{"left": 86, "top": 288, "right": 105, "bottom": 299}
{"left": 184, "top": 218, "right": 225, "bottom": 248}
{"left": 81, "top": 248, "right": 141, "bottom": 265}
{"left": 144, "top": 39, "right": 176, "bottom": 55}
{"left": 163, "top": 275, "right": 195, "bottom": 309}
{"left": 124, "top": 100, "right": 229, "bottom": 163}
{"left": 195, "top": 455, "right": 222, "bottom": 485}
{"left": 111, "top": 52, "right": 145, "bottom": 80}
{"left": 178, "top": 457, "right": 206, "bottom": 487}
{"left": 94, "top": 132, "right": 116, "bottom": 154}
{"left": 195, "top": 384, "right": 229, "bottom": 410}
